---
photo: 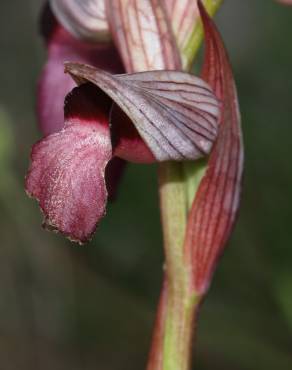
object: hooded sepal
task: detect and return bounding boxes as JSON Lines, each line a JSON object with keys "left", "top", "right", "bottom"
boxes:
{"left": 65, "top": 63, "right": 220, "bottom": 161}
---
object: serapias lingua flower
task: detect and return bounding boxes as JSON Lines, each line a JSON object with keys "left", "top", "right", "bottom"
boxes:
{"left": 26, "top": 0, "right": 220, "bottom": 243}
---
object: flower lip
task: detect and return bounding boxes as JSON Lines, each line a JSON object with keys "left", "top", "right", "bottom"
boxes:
{"left": 26, "top": 84, "right": 113, "bottom": 244}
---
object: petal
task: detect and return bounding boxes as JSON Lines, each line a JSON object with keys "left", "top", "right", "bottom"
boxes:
{"left": 26, "top": 84, "right": 113, "bottom": 243}
{"left": 37, "top": 3, "right": 123, "bottom": 135}
{"left": 50, "top": 0, "right": 110, "bottom": 42}
{"left": 184, "top": 2, "right": 244, "bottom": 294}
{"left": 105, "top": 0, "right": 181, "bottom": 72}
{"left": 65, "top": 63, "right": 220, "bottom": 161}
{"left": 163, "top": 0, "right": 199, "bottom": 53}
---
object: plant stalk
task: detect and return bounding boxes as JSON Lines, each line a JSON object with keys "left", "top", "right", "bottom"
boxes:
{"left": 147, "top": 1, "right": 224, "bottom": 369}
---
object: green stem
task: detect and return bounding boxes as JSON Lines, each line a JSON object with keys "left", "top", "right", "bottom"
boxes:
{"left": 157, "top": 163, "right": 193, "bottom": 369}
{"left": 147, "top": 276, "right": 201, "bottom": 370}
{"left": 163, "top": 287, "right": 200, "bottom": 370}
{"left": 147, "top": 2, "right": 224, "bottom": 369}
{"left": 158, "top": 163, "right": 187, "bottom": 289}
{"left": 149, "top": 162, "right": 201, "bottom": 370}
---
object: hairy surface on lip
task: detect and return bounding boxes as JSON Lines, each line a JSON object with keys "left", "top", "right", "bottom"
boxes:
{"left": 26, "top": 84, "right": 113, "bottom": 243}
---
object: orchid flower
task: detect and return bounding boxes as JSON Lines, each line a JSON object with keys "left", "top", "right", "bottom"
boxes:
{"left": 26, "top": 0, "right": 243, "bottom": 369}
{"left": 26, "top": 0, "right": 220, "bottom": 243}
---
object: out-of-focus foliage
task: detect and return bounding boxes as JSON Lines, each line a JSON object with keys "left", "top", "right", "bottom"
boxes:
{"left": 0, "top": 1, "right": 291, "bottom": 369}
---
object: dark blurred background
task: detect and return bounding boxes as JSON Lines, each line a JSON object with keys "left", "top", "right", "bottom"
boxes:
{"left": 0, "top": 1, "right": 291, "bottom": 369}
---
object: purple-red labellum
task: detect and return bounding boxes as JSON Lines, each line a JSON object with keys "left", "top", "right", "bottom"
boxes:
{"left": 26, "top": 84, "right": 112, "bottom": 243}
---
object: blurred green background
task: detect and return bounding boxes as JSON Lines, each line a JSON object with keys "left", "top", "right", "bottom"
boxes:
{"left": 0, "top": 1, "right": 291, "bottom": 369}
